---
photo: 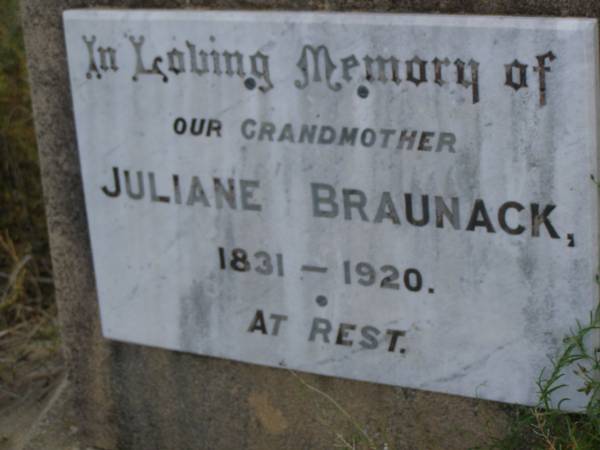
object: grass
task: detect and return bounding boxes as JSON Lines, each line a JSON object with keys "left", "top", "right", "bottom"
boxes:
{"left": 488, "top": 303, "right": 600, "bottom": 450}
{"left": 0, "top": 0, "right": 58, "bottom": 402}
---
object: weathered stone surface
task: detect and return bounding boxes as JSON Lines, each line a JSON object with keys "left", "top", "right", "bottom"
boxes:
{"left": 64, "top": 10, "right": 598, "bottom": 410}
{"left": 20, "top": 1, "right": 600, "bottom": 449}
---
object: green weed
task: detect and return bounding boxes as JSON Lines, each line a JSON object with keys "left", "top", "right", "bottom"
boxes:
{"left": 294, "top": 300, "right": 600, "bottom": 449}
{"left": 490, "top": 303, "right": 600, "bottom": 450}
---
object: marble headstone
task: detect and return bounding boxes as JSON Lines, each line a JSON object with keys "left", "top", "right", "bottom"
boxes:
{"left": 64, "top": 10, "right": 599, "bottom": 410}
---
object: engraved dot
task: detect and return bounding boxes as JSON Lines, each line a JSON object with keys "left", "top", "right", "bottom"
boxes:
{"left": 244, "top": 78, "right": 256, "bottom": 90}
{"left": 357, "top": 85, "right": 369, "bottom": 98}
{"left": 315, "top": 295, "right": 328, "bottom": 307}
{"left": 428, "top": 288, "right": 435, "bottom": 294}
{"left": 399, "top": 348, "right": 406, "bottom": 354}
{"left": 209, "top": 35, "right": 216, "bottom": 42}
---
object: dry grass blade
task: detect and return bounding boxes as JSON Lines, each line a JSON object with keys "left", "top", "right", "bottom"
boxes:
{"left": 289, "top": 370, "right": 378, "bottom": 449}
{"left": 0, "top": 322, "right": 27, "bottom": 339}
{"left": 0, "top": 253, "right": 31, "bottom": 307}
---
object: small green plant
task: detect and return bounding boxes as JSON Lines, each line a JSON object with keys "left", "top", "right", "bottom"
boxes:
{"left": 491, "top": 176, "right": 600, "bottom": 449}
{"left": 490, "top": 302, "right": 600, "bottom": 449}
{"left": 294, "top": 300, "right": 600, "bottom": 450}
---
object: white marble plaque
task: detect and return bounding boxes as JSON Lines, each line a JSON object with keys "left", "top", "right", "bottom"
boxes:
{"left": 64, "top": 10, "right": 600, "bottom": 410}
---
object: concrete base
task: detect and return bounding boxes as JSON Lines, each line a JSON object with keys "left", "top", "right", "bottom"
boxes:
{"left": 21, "top": 352, "right": 513, "bottom": 450}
